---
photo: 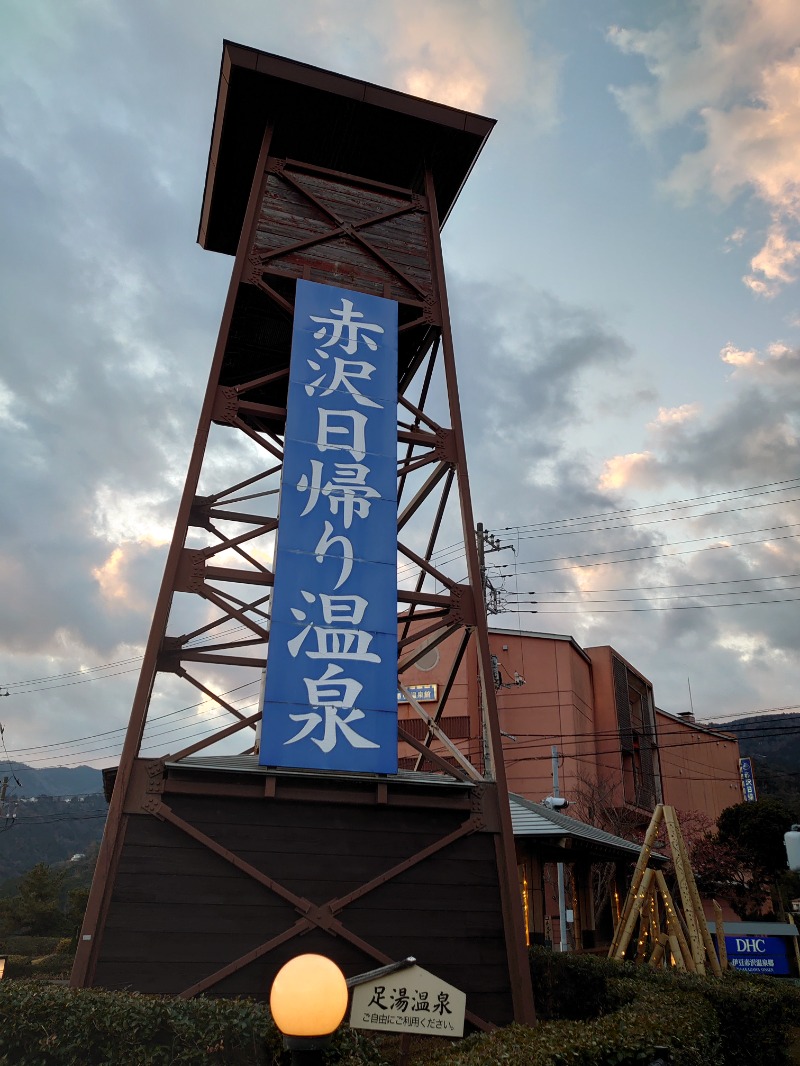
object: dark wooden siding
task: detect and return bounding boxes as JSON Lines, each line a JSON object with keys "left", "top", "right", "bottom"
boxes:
{"left": 255, "top": 166, "right": 431, "bottom": 304}
{"left": 93, "top": 776, "right": 515, "bottom": 1026}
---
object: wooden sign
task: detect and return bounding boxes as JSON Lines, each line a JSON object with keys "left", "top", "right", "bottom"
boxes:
{"left": 350, "top": 964, "right": 466, "bottom": 1037}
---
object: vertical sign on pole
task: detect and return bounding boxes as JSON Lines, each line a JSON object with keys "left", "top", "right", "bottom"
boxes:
{"left": 739, "top": 757, "right": 758, "bottom": 802}
{"left": 261, "top": 280, "right": 398, "bottom": 774}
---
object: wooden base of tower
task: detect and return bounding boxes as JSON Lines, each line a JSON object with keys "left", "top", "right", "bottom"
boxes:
{"left": 85, "top": 757, "right": 518, "bottom": 1029}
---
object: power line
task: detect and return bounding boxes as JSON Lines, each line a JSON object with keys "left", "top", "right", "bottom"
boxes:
{"left": 502, "top": 594, "right": 800, "bottom": 614}
{"left": 490, "top": 494, "right": 800, "bottom": 546}
{"left": 492, "top": 531, "right": 800, "bottom": 577}
{"left": 491, "top": 477, "right": 800, "bottom": 535}
{"left": 4, "top": 680, "right": 261, "bottom": 756}
{"left": 515, "top": 572, "right": 800, "bottom": 595}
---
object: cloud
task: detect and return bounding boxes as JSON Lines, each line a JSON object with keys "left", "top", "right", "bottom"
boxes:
{"left": 648, "top": 404, "right": 702, "bottom": 428}
{"left": 308, "top": 0, "right": 558, "bottom": 121}
{"left": 598, "top": 452, "right": 656, "bottom": 491}
{"left": 609, "top": 0, "right": 800, "bottom": 296}
{"left": 450, "top": 277, "right": 634, "bottom": 478}
{"left": 720, "top": 338, "right": 800, "bottom": 379}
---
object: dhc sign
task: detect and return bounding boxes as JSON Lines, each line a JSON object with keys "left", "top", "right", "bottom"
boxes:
{"left": 724, "top": 935, "right": 790, "bottom": 975}
{"left": 260, "top": 280, "right": 398, "bottom": 774}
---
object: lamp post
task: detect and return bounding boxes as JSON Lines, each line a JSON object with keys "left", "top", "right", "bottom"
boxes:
{"left": 270, "top": 953, "right": 349, "bottom": 1065}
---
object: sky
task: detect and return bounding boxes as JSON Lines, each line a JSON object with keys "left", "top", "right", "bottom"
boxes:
{"left": 2, "top": 0, "right": 800, "bottom": 775}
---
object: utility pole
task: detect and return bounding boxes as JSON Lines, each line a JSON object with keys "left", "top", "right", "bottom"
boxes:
{"left": 552, "top": 747, "right": 569, "bottom": 953}
{"left": 476, "top": 522, "right": 514, "bottom": 615}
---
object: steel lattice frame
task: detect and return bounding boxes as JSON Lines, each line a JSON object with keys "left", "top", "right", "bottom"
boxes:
{"left": 72, "top": 52, "right": 534, "bottom": 1027}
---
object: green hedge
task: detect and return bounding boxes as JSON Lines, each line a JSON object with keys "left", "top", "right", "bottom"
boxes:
{"left": 0, "top": 983, "right": 387, "bottom": 1066}
{"left": 415, "top": 984, "right": 719, "bottom": 1066}
{"left": 0, "top": 983, "right": 275, "bottom": 1066}
{"left": 0, "top": 935, "right": 61, "bottom": 956}
{"left": 529, "top": 947, "right": 800, "bottom": 1066}
{"left": 3, "top": 958, "right": 800, "bottom": 1066}
{"left": 529, "top": 946, "right": 621, "bottom": 1020}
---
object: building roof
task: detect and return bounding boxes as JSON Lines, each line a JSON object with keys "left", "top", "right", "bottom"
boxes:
{"left": 488, "top": 627, "right": 592, "bottom": 663}
{"left": 710, "top": 921, "right": 798, "bottom": 938}
{"left": 509, "top": 793, "right": 663, "bottom": 864}
{"left": 655, "top": 707, "right": 737, "bottom": 742}
{"left": 164, "top": 755, "right": 473, "bottom": 789}
{"left": 158, "top": 758, "right": 656, "bottom": 862}
{"left": 199, "top": 41, "right": 495, "bottom": 254}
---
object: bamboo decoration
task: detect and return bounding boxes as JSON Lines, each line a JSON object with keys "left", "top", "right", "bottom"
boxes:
{"left": 608, "top": 805, "right": 663, "bottom": 958}
{"left": 786, "top": 913, "right": 800, "bottom": 977}
{"left": 655, "top": 870, "right": 696, "bottom": 974}
{"left": 668, "top": 934, "right": 686, "bottom": 971}
{"left": 610, "top": 805, "right": 721, "bottom": 976}
{"left": 613, "top": 867, "right": 656, "bottom": 961}
{"left": 649, "top": 932, "right": 669, "bottom": 968}
{"left": 663, "top": 806, "right": 722, "bottom": 977}
{"left": 713, "top": 900, "right": 728, "bottom": 971}
{"left": 661, "top": 806, "right": 706, "bottom": 974}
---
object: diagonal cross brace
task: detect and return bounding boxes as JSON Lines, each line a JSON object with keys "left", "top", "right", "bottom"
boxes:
{"left": 152, "top": 799, "right": 484, "bottom": 998}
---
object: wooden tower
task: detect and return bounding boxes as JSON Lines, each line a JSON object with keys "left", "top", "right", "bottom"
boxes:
{"left": 71, "top": 42, "right": 535, "bottom": 1029}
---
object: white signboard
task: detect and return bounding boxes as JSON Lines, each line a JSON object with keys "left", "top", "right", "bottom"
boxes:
{"left": 397, "top": 684, "right": 438, "bottom": 704}
{"left": 349, "top": 964, "right": 466, "bottom": 1037}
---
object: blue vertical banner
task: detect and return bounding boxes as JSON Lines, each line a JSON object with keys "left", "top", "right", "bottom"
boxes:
{"left": 739, "top": 757, "right": 758, "bottom": 802}
{"left": 260, "top": 280, "right": 398, "bottom": 773}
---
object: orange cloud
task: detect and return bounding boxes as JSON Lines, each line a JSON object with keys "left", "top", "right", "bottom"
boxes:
{"left": 598, "top": 451, "right": 655, "bottom": 490}
{"left": 610, "top": 1, "right": 800, "bottom": 296}
{"left": 720, "top": 342, "right": 761, "bottom": 369}
{"left": 346, "top": 0, "right": 559, "bottom": 121}
{"left": 648, "top": 403, "right": 701, "bottom": 428}
{"left": 93, "top": 548, "right": 130, "bottom": 603}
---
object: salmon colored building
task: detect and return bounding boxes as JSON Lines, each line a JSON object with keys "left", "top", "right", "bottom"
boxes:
{"left": 399, "top": 625, "right": 745, "bottom": 947}
{"left": 399, "top": 627, "right": 743, "bottom": 825}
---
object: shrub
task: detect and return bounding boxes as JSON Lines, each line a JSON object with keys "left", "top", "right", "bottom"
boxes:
{"left": 0, "top": 982, "right": 388, "bottom": 1066}
{"left": 414, "top": 985, "right": 719, "bottom": 1066}
{"left": 0, "top": 935, "right": 60, "bottom": 956}
{"left": 31, "top": 953, "right": 71, "bottom": 976}
{"left": 530, "top": 948, "right": 800, "bottom": 1066}
{"left": 0, "top": 982, "right": 280, "bottom": 1065}
{"left": 529, "top": 946, "right": 616, "bottom": 1020}
{"left": 4, "top": 955, "right": 33, "bottom": 980}
{"left": 690, "top": 970, "right": 799, "bottom": 1066}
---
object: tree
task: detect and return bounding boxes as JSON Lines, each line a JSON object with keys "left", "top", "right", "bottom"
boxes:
{"left": 691, "top": 799, "right": 799, "bottom": 920}
{"left": 0, "top": 862, "right": 70, "bottom": 936}
{"left": 717, "top": 798, "right": 796, "bottom": 873}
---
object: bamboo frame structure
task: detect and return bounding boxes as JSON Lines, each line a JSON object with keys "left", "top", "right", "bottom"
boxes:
{"left": 609, "top": 805, "right": 722, "bottom": 975}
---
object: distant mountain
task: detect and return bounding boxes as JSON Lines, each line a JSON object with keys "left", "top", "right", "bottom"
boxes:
{"left": 1, "top": 762, "right": 103, "bottom": 797}
{"left": 721, "top": 713, "right": 800, "bottom": 812}
{"left": 0, "top": 763, "right": 107, "bottom": 881}
{"left": 0, "top": 794, "right": 107, "bottom": 882}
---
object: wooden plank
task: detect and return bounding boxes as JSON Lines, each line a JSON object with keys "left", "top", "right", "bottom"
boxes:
{"left": 111, "top": 872, "right": 503, "bottom": 910}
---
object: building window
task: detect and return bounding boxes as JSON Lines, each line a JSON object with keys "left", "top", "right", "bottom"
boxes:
{"left": 613, "top": 656, "right": 662, "bottom": 810}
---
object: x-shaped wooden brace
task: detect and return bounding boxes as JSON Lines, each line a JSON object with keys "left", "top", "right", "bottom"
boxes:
{"left": 252, "top": 161, "right": 429, "bottom": 302}
{"left": 153, "top": 797, "right": 490, "bottom": 1028}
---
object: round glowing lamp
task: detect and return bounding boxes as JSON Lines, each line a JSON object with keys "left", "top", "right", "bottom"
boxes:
{"left": 270, "top": 953, "right": 348, "bottom": 1062}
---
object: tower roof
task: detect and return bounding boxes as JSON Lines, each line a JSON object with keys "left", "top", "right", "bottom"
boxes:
{"left": 199, "top": 41, "right": 496, "bottom": 254}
